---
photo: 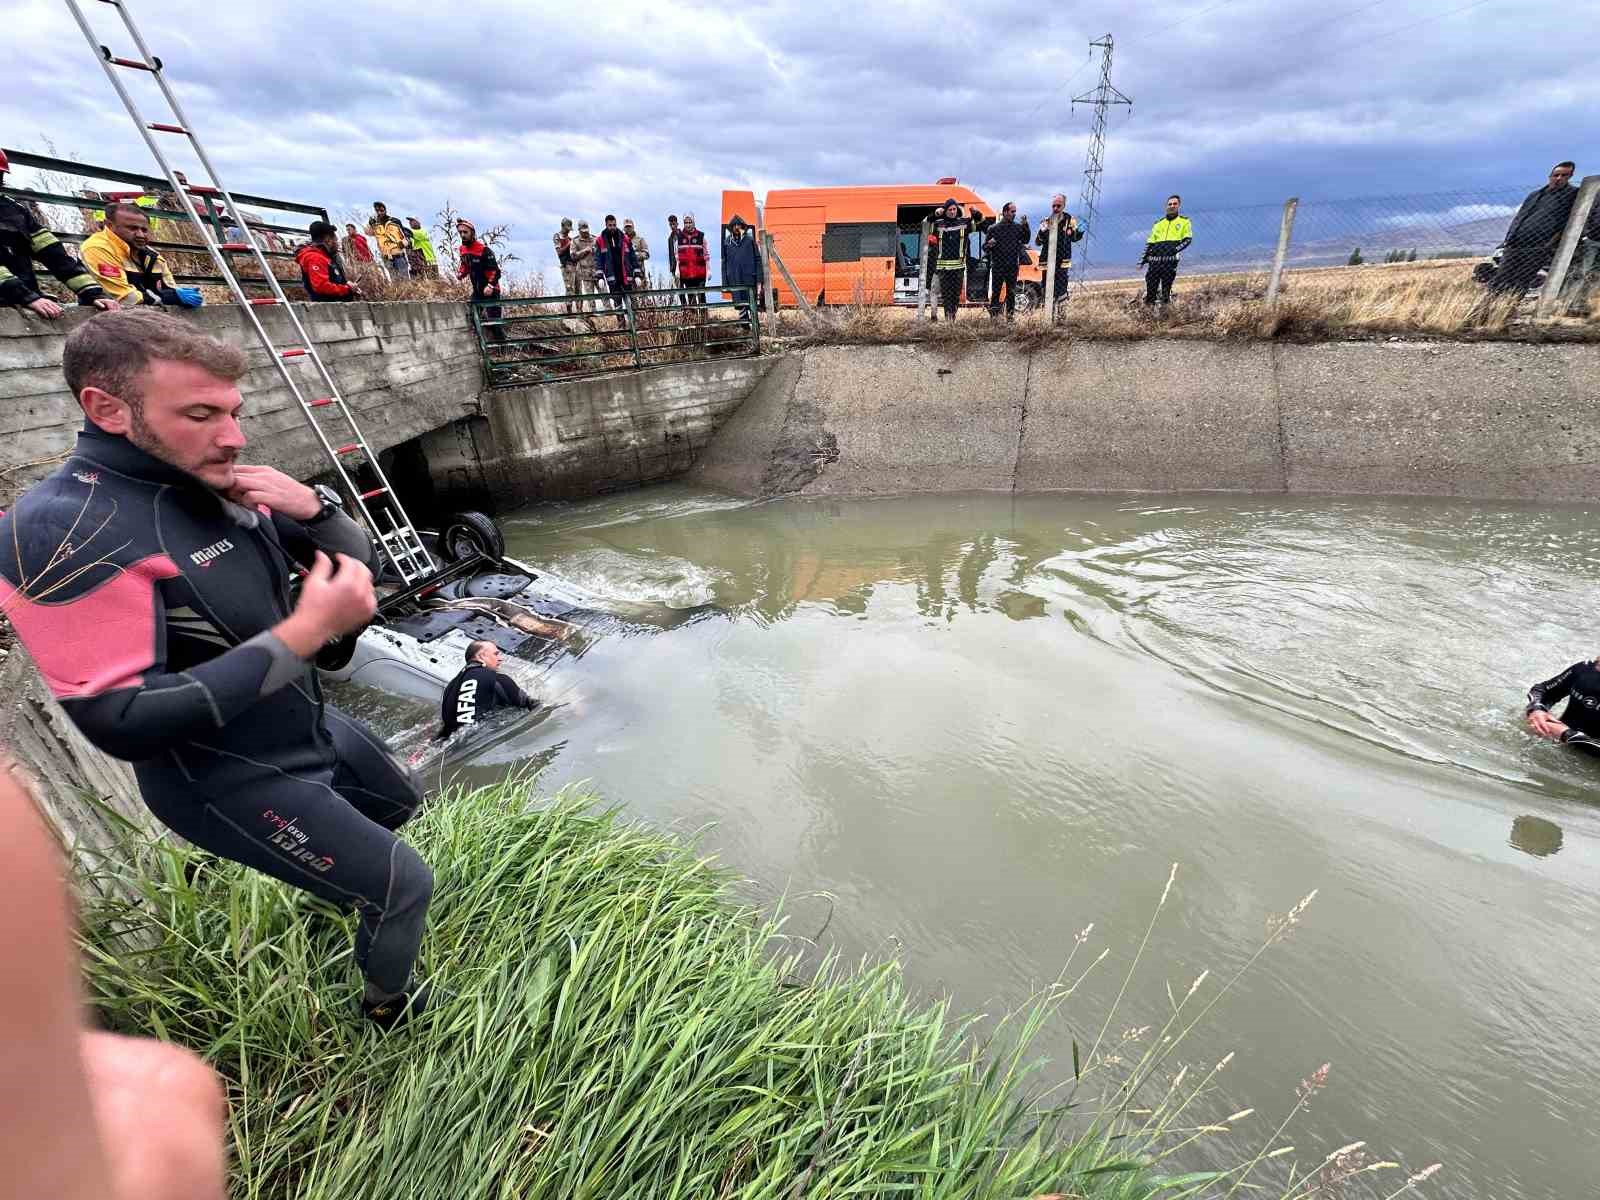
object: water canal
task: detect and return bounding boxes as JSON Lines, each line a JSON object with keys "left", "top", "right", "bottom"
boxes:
{"left": 338, "top": 485, "right": 1600, "bottom": 1199}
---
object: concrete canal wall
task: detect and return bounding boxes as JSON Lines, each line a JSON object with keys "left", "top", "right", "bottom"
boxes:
{"left": 0, "top": 302, "right": 481, "bottom": 509}
{"left": 694, "top": 339, "right": 1600, "bottom": 502}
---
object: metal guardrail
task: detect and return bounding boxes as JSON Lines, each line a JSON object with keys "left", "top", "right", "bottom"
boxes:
{"left": 472, "top": 285, "right": 761, "bottom": 388}
{"left": 1, "top": 149, "right": 327, "bottom": 290}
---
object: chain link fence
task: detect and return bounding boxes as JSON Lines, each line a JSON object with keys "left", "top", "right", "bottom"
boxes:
{"left": 754, "top": 183, "right": 1600, "bottom": 328}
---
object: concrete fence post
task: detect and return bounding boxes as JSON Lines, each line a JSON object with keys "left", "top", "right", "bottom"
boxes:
{"left": 1266, "top": 196, "right": 1299, "bottom": 306}
{"left": 1043, "top": 214, "right": 1061, "bottom": 324}
{"left": 916, "top": 216, "right": 933, "bottom": 320}
{"left": 761, "top": 231, "right": 778, "bottom": 321}
{"left": 1537, "top": 175, "right": 1600, "bottom": 319}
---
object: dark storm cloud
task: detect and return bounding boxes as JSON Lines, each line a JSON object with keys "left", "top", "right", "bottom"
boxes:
{"left": 6, "top": 0, "right": 1586, "bottom": 278}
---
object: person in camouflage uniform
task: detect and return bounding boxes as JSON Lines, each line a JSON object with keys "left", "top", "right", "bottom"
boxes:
{"left": 624, "top": 219, "right": 649, "bottom": 288}
{"left": 569, "top": 221, "right": 598, "bottom": 313}
{"left": 554, "top": 218, "right": 576, "bottom": 312}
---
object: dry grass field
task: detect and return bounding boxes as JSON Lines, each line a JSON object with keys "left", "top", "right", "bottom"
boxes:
{"left": 771, "top": 257, "right": 1598, "bottom": 346}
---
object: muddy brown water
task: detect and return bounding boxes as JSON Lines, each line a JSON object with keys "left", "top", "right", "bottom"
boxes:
{"left": 340, "top": 485, "right": 1600, "bottom": 1198}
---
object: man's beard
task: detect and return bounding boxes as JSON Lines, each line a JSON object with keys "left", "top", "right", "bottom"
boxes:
{"left": 124, "top": 404, "right": 232, "bottom": 484}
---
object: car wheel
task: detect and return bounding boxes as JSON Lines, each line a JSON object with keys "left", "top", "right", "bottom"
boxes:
{"left": 440, "top": 510, "right": 505, "bottom": 563}
{"left": 1014, "top": 283, "right": 1042, "bottom": 313}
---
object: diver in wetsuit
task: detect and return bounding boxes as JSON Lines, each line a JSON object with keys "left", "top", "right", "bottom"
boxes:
{"left": 440, "top": 640, "right": 538, "bottom": 738}
{"left": 1524, "top": 658, "right": 1600, "bottom": 744}
{"left": 0, "top": 309, "right": 432, "bottom": 1030}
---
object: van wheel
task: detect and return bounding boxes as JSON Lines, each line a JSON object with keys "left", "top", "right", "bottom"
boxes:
{"left": 441, "top": 511, "right": 505, "bottom": 563}
{"left": 1014, "top": 283, "right": 1042, "bottom": 313}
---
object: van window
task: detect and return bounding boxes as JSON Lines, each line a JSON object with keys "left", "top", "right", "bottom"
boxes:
{"left": 822, "top": 222, "right": 898, "bottom": 263}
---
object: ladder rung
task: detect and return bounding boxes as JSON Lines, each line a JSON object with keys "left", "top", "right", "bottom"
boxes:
{"left": 360, "top": 488, "right": 388, "bottom": 499}
{"left": 185, "top": 184, "right": 220, "bottom": 194}
{"left": 280, "top": 349, "right": 307, "bottom": 359}
{"left": 218, "top": 243, "right": 254, "bottom": 252}
{"left": 103, "top": 51, "right": 159, "bottom": 70}
{"left": 248, "top": 298, "right": 280, "bottom": 307}
{"left": 335, "top": 444, "right": 361, "bottom": 455}
{"left": 148, "top": 122, "right": 188, "bottom": 134}
{"left": 308, "top": 398, "right": 336, "bottom": 408}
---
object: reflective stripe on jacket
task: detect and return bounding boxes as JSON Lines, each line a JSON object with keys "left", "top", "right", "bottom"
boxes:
{"left": 0, "top": 197, "right": 107, "bottom": 307}
{"left": 1144, "top": 215, "right": 1193, "bottom": 263}
{"left": 80, "top": 227, "right": 178, "bottom": 304}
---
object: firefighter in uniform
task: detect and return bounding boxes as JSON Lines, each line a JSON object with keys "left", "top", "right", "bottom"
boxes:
{"left": 930, "top": 198, "right": 979, "bottom": 322}
{"left": 0, "top": 149, "right": 117, "bottom": 319}
{"left": 81, "top": 201, "right": 202, "bottom": 308}
{"left": 1142, "top": 194, "right": 1193, "bottom": 306}
{"left": 1034, "top": 194, "right": 1085, "bottom": 311}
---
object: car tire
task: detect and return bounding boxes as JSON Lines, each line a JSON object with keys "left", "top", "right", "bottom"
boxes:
{"left": 1014, "top": 283, "right": 1042, "bottom": 313}
{"left": 440, "top": 510, "right": 505, "bottom": 563}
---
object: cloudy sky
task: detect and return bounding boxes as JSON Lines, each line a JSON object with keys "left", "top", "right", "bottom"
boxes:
{"left": 5, "top": 0, "right": 1587, "bottom": 279}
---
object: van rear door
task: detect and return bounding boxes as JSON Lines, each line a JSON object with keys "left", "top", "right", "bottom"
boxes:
{"left": 765, "top": 205, "right": 826, "bottom": 306}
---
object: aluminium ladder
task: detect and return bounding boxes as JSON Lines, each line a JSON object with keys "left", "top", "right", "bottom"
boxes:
{"left": 64, "top": 0, "right": 436, "bottom": 586}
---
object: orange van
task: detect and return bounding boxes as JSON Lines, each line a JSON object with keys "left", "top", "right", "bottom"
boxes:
{"left": 722, "top": 179, "right": 1027, "bottom": 308}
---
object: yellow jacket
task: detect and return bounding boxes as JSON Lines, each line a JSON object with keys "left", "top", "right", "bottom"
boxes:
{"left": 80, "top": 226, "right": 177, "bottom": 304}
{"left": 368, "top": 217, "right": 410, "bottom": 258}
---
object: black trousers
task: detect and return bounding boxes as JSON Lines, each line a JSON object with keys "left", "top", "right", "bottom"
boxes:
{"left": 139, "top": 707, "right": 431, "bottom": 997}
{"left": 1144, "top": 261, "right": 1178, "bottom": 304}
{"left": 481, "top": 303, "right": 505, "bottom": 344}
{"left": 1490, "top": 245, "right": 1551, "bottom": 295}
{"left": 989, "top": 268, "right": 1020, "bottom": 317}
{"left": 937, "top": 269, "right": 963, "bottom": 319}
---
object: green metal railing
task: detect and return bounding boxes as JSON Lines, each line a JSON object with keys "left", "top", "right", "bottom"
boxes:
{"left": 471, "top": 284, "right": 761, "bottom": 388}
{"left": 0, "top": 149, "right": 327, "bottom": 290}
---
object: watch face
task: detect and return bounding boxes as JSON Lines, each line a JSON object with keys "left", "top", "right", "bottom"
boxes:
{"left": 314, "top": 484, "right": 343, "bottom": 508}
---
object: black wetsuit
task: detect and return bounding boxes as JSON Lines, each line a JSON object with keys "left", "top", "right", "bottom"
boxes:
{"left": 1526, "top": 660, "right": 1600, "bottom": 741}
{"left": 439, "top": 663, "right": 536, "bottom": 739}
{"left": 0, "top": 428, "right": 429, "bottom": 997}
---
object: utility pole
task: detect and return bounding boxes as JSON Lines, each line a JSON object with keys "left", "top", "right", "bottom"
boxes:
{"left": 1071, "top": 34, "right": 1132, "bottom": 274}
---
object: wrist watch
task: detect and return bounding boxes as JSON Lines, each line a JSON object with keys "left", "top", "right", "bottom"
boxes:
{"left": 305, "top": 483, "right": 345, "bottom": 525}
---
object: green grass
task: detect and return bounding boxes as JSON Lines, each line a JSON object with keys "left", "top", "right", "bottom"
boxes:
{"left": 76, "top": 781, "right": 1173, "bottom": 1200}
{"left": 75, "top": 780, "right": 1440, "bottom": 1200}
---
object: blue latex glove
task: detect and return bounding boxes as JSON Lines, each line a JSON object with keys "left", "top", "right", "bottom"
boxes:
{"left": 174, "top": 286, "right": 204, "bottom": 308}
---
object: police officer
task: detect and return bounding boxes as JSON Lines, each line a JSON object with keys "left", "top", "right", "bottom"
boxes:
{"left": 1142, "top": 194, "right": 1193, "bottom": 306}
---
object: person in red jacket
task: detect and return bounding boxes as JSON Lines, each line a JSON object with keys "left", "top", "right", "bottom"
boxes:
{"left": 343, "top": 223, "right": 375, "bottom": 263}
{"left": 295, "top": 221, "right": 359, "bottom": 302}
{"left": 457, "top": 218, "right": 504, "bottom": 343}
{"left": 676, "top": 212, "right": 709, "bottom": 307}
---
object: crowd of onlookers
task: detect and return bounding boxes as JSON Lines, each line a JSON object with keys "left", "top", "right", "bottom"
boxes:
{"left": 550, "top": 211, "right": 762, "bottom": 317}
{"left": 3, "top": 146, "right": 1596, "bottom": 325}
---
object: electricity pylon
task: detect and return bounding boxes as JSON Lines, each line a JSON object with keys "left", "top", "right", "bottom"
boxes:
{"left": 1071, "top": 34, "right": 1132, "bottom": 273}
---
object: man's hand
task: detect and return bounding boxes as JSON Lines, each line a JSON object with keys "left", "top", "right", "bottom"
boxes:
{"left": 26, "top": 297, "right": 64, "bottom": 319}
{"left": 275, "top": 551, "right": 376, "bottom": 657}
{"left": 226, "top": 465, "right": 320, "bottom": 521}
{"left": 1527, "top": 709, "right": 1568, "bottom": 740}
{"left": 90, "top": 297, "right": 119, "bottom": 312}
